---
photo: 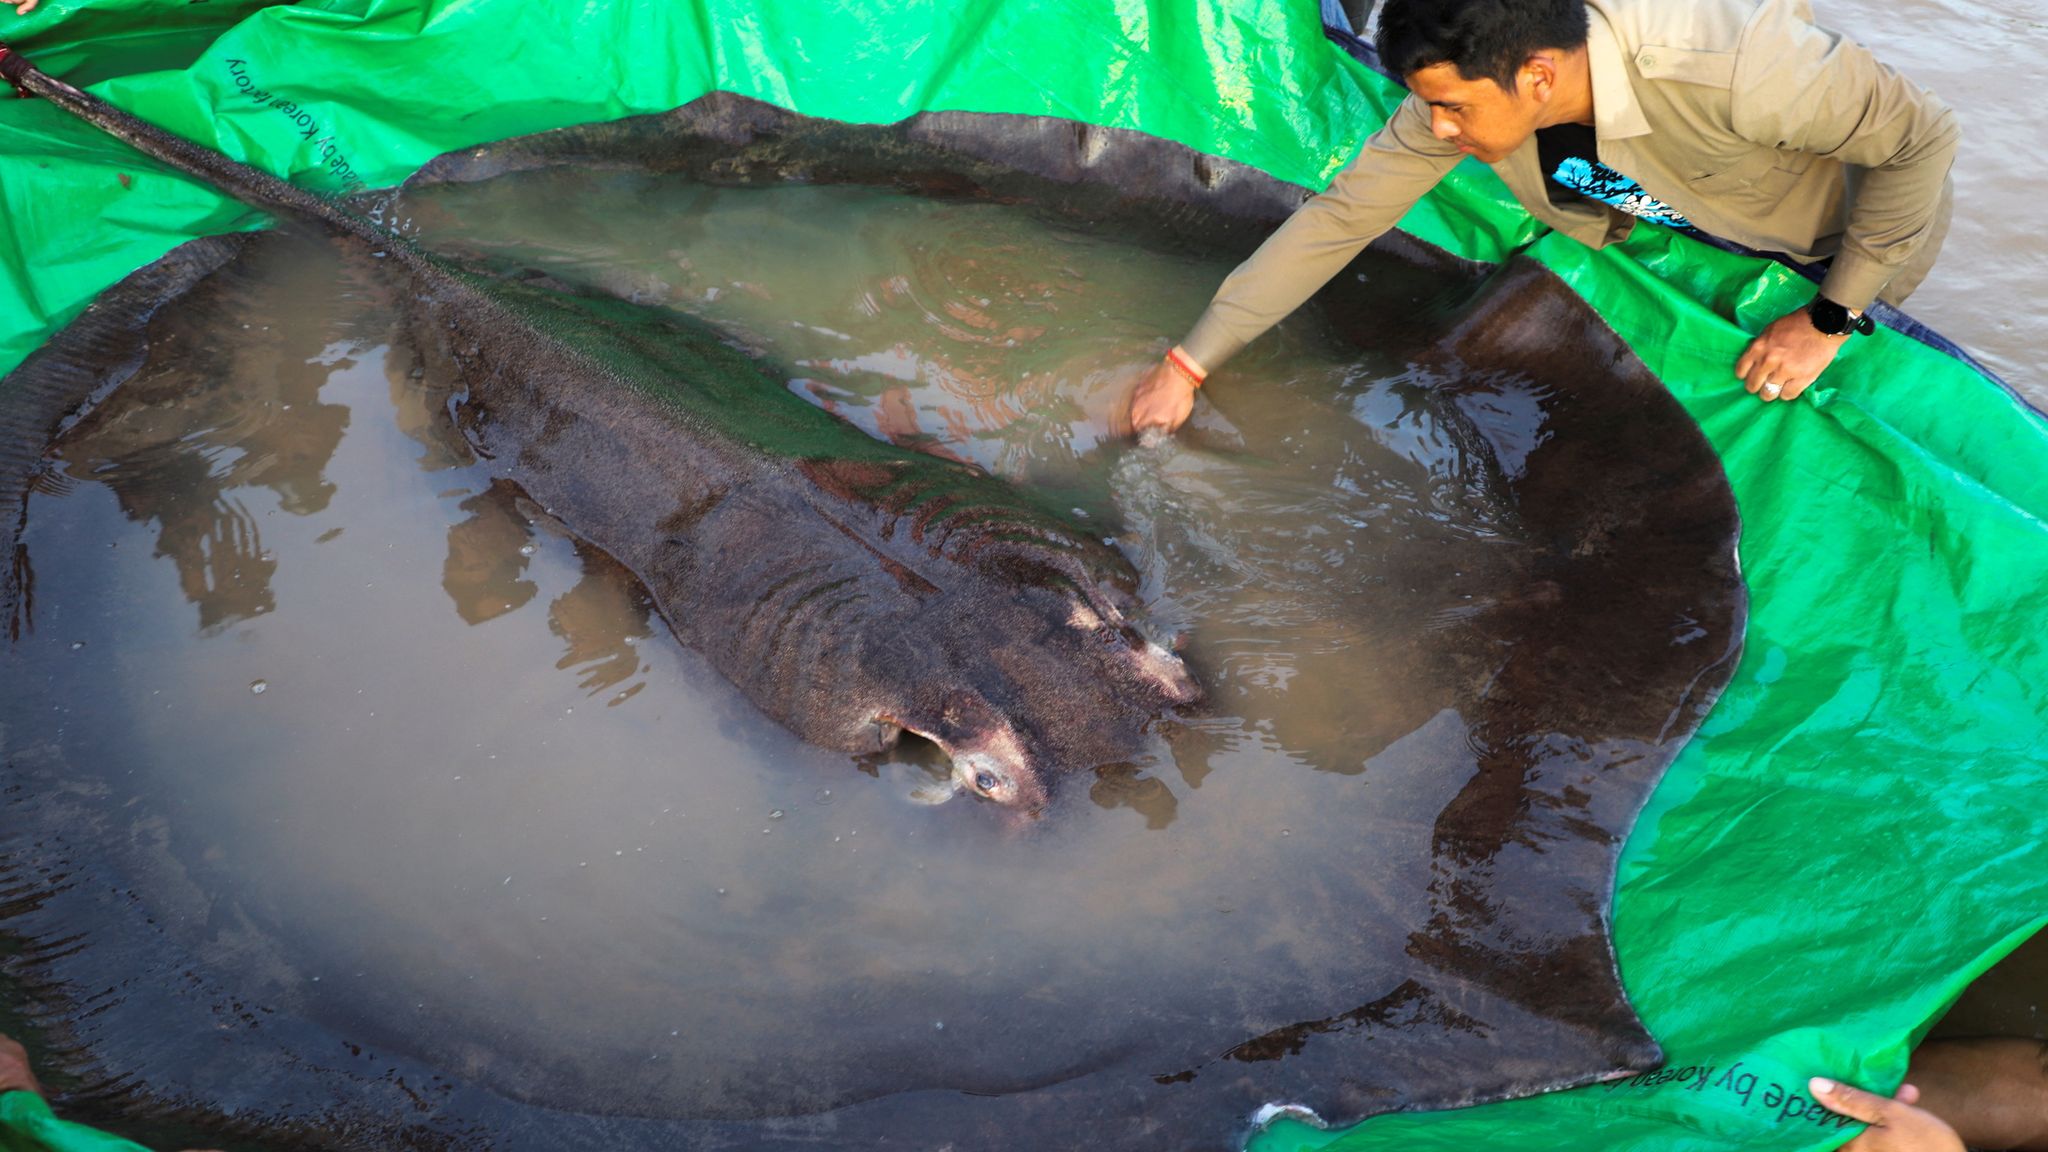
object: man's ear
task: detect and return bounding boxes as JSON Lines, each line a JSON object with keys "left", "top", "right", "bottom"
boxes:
{"left": 1521, "top": 52, "right": 1560, "bottom": 100}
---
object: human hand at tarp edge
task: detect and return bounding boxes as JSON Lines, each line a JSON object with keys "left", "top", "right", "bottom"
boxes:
{"left": 1127, "top": 351, "right": 1201, "bottom": 436}
{"left": 1737, "top": 305, "right": 1855, "bottom": 403}
{"left": 2, "top": 1033, "right": 226, "bottom": 1152}
{"left": 9, "top": 1, "right": 38, "bottom": 18}
{"left": 0, "top": 1034, "right": 46, "bottom": 1099}
{"left": 1811, "top": 1076, "right": 1966, "bottom": 1152}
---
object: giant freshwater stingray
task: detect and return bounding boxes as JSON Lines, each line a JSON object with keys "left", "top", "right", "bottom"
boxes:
{"left": 0, "top": 48, "right": 1201, "bottom": 818}
{"left": 0, "top": 50, "right": 1745, "bottom": 1152}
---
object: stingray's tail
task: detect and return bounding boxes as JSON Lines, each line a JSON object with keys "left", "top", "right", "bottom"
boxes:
{"left": 0, "top": 41, "right": 409, "bottom": 259}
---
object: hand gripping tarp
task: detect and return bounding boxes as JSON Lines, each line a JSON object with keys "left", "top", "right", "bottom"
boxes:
{"left": 0, "top": 2, "right": 2043, "bottom": 1151}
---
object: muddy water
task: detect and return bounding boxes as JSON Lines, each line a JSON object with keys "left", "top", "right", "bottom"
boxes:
{"left": 1817, "top": 0, "right": 2048, "bottom": 406}
{"left": 2, "top": 172, "right": 1717, "bottom": 1147}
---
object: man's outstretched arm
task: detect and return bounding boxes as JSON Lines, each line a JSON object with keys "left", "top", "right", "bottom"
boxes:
{"left": 1132, "top": 94, "right": 1461, "bottom": 432}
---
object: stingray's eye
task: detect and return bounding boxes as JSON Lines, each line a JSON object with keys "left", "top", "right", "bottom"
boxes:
{"left": 975, "top": 770, "right": 1000, "bottom": 793}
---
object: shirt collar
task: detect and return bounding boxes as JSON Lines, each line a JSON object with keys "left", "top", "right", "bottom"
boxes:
{"left": 1585, "top": 4, "right": 1651, "bottom": 141}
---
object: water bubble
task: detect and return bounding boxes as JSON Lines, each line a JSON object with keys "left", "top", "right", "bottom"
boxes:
{"left": 769, "top": 809, "right": 785, "bottom": 820}
{"left": 519, "top": 543, "right": 537, "bottom": 556}
{"left": 815, "top": 788, "right": 834, "bottom": 805}
{"left": 69, "top": 640, "right": 85, "bottom": 651}
{"left": 934, "top": 1021, "right": 945, "bottom": 1031}
{"left": 249, "top": 680, "right": 268, "bottom": 695}
{"left": 716, "top": 887, "right": 727, "bottom": 896}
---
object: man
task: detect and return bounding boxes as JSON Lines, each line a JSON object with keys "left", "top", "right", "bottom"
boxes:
{"left": 1129, "top": 0, "right": 1958, "bottom": 431}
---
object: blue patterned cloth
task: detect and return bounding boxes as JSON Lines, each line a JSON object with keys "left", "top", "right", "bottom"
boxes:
{"left": 1535, "top": 123, "right": 1693, "bottom": 231}
{"left": 1548, "top": 155, "right": 1692, "bottom": 228}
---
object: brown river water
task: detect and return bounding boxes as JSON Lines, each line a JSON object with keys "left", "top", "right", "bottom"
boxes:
{"left": 1825, "top": 0, "right": 2047, "bottom": 406}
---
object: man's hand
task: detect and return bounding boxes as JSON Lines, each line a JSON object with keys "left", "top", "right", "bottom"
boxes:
{"left": 1736, "top": 307, "right": 1851, "bottom": 403}
{"left": 12, "top": 0, "right": 40, "bottom": 16}
{"left": 1127, "top": 359, "right": 1197, "bottom": 435}
{"left": 1812, "top": 1077, "right": 1965, "bottom": 1152}
{"left": 0, "top": 1034, "right": 46, "bottom": 1098}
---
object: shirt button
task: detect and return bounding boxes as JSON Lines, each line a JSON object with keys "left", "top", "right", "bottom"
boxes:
{"left": 1639, "top": 52, "right": 1657, "bottom": 68}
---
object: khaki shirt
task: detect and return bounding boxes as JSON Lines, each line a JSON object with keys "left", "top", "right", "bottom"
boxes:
{"left": 1180, "top": 0, "right": 1960, "bottom": 372}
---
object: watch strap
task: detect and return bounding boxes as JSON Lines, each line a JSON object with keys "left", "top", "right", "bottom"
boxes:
{"left": 1808, "top": 297, "right": 1876, "bottom": 337}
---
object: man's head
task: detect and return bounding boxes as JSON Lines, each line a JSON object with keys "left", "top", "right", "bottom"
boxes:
{"left": 1375, "top": 0, "right": 1591, "bottom": 163}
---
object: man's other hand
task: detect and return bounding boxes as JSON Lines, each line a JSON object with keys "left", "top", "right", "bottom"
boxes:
{"left": 1737, "top": 307, "right": 1851, "bottom": 403}
{"left": 1812, "top": 1077, "right": 1965, "bottom": 1152}
{"left": 11, "top": 0, "right": 40, "bottom": 16}
{"left": 1128, "top": 359, "right": 1197, "bottom": 435}
{"left": 0, "top": 1034, "right": 46, "bottom": 1098}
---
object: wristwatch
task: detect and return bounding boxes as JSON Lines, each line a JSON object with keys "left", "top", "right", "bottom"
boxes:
{"left": 1807, "top": 296, "right": 1876, "bottom": 337}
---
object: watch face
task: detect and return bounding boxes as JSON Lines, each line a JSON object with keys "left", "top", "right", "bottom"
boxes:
{"left": 1808, "top": 298, "right": 1850, "bottom": 335}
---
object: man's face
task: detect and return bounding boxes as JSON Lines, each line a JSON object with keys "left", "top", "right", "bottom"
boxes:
{"left": 1407, "top": 61, "right": 1547, "bottom": 164}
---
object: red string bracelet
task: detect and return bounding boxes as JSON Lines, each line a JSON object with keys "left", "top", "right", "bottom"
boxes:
{"left": 1165, "top": 346, "right": 1206, "bottom": 389}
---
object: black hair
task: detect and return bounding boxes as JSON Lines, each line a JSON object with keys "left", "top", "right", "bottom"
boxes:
{"left": 1374, "top": 0, "right": 1589, "bottom": 91}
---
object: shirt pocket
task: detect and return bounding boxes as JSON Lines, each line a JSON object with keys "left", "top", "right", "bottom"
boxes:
{"left": 1689, "top": 149, "right": 1810, "bottom": 201}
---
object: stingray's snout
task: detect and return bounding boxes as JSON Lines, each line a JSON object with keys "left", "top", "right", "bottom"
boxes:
{"left": 948, "top": 744, "right": 1047, "bottom": 814}
{"left": 943, "top": 720, "right": 1050, "bottom": 813}
{"left": 903, "top": 691, "right": 1050, "bottom": 813}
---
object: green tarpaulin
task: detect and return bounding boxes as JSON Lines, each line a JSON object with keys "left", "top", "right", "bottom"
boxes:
{"left": 2, "top": 2, "right": 2043, "bottom": 1149}
{"left": 0, "top": 1092, "right": 149, "bottom": 1152}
